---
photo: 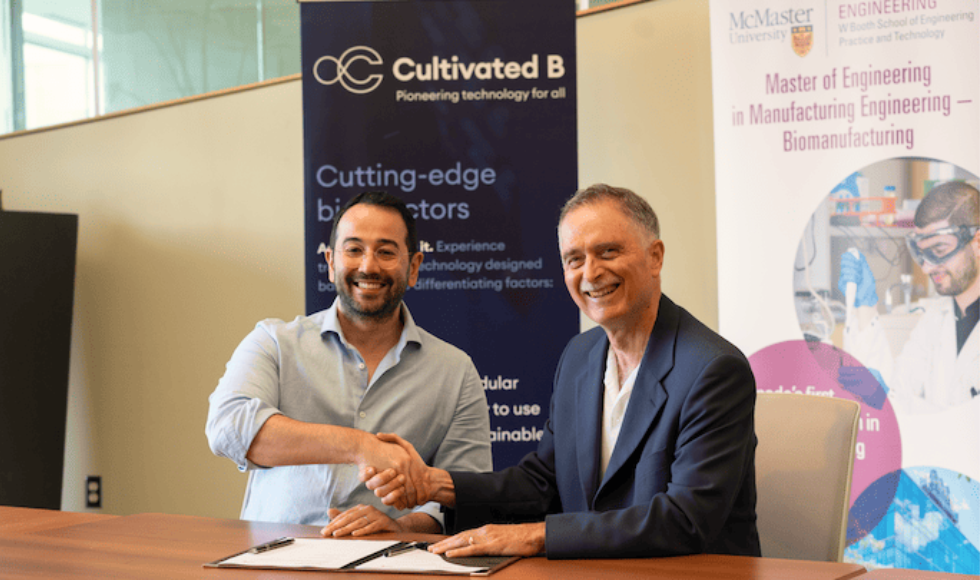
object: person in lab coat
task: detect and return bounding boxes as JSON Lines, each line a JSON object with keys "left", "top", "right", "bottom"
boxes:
{"left": 839, "top": 181, "right": 979, "bottom": 412}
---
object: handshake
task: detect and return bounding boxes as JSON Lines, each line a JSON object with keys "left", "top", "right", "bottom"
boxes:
{"left": 355, "top": 432, "right": 452, "bottom": 511}
{"left": 323, "top": 432, "right": 547, "bottom": 557}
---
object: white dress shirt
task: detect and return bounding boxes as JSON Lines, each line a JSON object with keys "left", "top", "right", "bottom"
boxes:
{"left": 600, "top": 346, "right": 639, "bottom": 478}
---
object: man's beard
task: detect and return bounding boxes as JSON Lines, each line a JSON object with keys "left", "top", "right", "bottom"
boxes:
{"left": 336, "top": 272, "right": 408, "bottom": 320}
{"left": 934, "top": 254, "right": 978, "bottom": 297}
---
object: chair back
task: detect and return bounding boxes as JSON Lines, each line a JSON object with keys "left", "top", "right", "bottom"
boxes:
{"left": 754, "top": 392, "right": 860, "bottom": 562}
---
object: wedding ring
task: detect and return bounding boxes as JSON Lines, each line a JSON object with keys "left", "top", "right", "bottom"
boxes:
{"left": 468, "top": 536, "right": 475, "bottom": 545}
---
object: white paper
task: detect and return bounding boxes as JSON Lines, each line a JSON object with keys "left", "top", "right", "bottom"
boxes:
{"left": 356, "top": 548, "right": 489, "bottom": 574}
{"left": 223, "top": 538, "right": 400, "bottom": 569}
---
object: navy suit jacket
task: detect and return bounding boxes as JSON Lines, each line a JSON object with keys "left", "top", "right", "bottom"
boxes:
{"left": 450, "top": 295, "right": 761, "bottom": 559}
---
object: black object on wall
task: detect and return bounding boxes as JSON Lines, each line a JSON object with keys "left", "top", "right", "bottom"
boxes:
{"left": 0, "top": 192, "right": 78, "bottom": 509}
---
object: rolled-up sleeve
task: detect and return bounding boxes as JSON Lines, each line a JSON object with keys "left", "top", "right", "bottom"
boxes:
{"left": 206, "top": 324, "right": 284, "bottom": 471}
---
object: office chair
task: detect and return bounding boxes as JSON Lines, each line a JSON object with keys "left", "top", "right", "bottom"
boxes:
{"left": 754, "top": 392, "right": 861, "bottom": 562}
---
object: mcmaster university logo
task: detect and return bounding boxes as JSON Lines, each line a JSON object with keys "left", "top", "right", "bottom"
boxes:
{"left": 312, "top": 46, "right": 384, "bottom": 94}
{"left": 792, "top": 25, "right": 813, "bottom": 57}
{"left": 729, "top": 8, "right": 815, "bottom": 55}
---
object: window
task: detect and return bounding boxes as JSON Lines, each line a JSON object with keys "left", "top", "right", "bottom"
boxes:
{"left": 1, "top": 0, "right": 301, "bottom": 135}
{"left": 2, "top": 0, "right": 634, "bottom": 135}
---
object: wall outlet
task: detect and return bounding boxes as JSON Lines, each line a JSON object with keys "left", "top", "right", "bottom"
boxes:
{"left": 85, "top": 476, "right": 101, "bottom": 508}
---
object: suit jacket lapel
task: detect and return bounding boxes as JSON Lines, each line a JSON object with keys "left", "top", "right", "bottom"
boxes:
{"left": 597, "top": 295, "right": 679, "bottom": 496}
{"left": 576, "top": 332, "right": 608, "bottom": 505}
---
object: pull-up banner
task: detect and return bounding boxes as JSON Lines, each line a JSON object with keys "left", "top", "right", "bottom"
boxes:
{"left": 300, "top": 0, "right": 578, "bottom": 468}
{"left": 709, "top": 0, "right": 978, "bottom": 574}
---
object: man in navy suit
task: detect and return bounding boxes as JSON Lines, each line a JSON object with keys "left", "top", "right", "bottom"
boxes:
{"left": 354, "top": 184, "right": 761, "bottom": 559}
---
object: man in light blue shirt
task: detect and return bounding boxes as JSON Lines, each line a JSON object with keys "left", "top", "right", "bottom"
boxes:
{"left": 206, "top": 191, "right": 492, "bottom": 534}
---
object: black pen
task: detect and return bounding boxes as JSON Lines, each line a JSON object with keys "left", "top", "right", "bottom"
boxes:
{"left": 249, "top": 536, "right": 295, "bottom": 554}
{"left": 385, "top": 541, "right": 430, "bottom": 557}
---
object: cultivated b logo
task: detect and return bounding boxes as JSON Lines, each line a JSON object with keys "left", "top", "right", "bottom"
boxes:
{"left": 312, "top": 46, "right": 384, "bottom": 94}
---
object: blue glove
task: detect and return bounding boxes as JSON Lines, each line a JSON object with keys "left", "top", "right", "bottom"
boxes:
{"left": 838, "top": 250, "right": 878, "bottom": 307}
{"left": 838, "top": 366, "right": 888, "bottom": 410}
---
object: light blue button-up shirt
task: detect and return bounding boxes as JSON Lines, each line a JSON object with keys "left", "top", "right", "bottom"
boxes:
{"left": 206, "top": 300, "right": 492, "bottom": 527}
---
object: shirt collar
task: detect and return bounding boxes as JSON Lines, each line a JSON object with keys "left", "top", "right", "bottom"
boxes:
{"left": 321, "top": 299, "right": 422, "bottom": 353}
{"left": 954, "top": 296, "right": 979, "bottom": 320}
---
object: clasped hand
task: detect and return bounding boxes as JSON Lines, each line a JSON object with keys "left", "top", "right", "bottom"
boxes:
{"left": 359, "top": 433, "right": 432, "bottom": 510}
{"left": 356, "top": 434, "right": 546, "bottom": 557}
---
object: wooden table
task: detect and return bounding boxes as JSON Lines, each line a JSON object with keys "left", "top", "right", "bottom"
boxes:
{"left": 0, "top": 505, "right": 116, "bottom": 535}
{"left": 0, "top": 507, "right": 869, "bottom": 579}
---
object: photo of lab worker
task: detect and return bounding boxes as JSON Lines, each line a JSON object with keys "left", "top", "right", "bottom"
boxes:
{"left": 841, "top": 180, "right": 979, "bottom": 412}
{"left": 793, "top": 159, "right": 979, "bottom": 414}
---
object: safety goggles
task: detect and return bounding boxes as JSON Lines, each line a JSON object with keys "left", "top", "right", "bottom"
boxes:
{"left": 906, "top": 225, "right": 979, "bottom": 266}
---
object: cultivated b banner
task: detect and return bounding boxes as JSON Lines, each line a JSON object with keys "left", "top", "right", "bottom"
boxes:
{"left": 709, "top": 0, "right": 978, "bottom": 573}
{"left": 300, "top": 0, "right": 578, "bottom": 469}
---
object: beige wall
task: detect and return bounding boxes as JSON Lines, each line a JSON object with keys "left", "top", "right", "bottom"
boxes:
{"left": 578, "top": 0, "right": 717, "bottom": 329}
{"left": 0, "top": 80, "right": 306, "bottom": 517}
{"left": 0, "top": 0, "right": 716, "bottom": 518}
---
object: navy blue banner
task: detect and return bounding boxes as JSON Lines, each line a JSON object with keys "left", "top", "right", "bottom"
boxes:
{"left": 301, "top": 0, "right": 578, "bottom": 468}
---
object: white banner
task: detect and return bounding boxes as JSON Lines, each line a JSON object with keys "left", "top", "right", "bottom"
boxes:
{"left": 710, "top": 0, "right": 978, "bottom": 573}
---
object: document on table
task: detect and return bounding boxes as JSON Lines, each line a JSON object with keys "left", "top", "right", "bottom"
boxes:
{"left": 206, "top": 538, "right": 518, "bottom": 576}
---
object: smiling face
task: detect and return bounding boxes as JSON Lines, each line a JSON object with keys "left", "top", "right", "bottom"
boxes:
{"left": 559, "top": 200, "right": 664, "bottom": 334}
{"left": 326, "top": 203, "right": 422, "bottom": 322}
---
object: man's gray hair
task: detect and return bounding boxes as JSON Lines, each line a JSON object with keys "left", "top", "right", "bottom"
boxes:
{"left": 559, "top": 183, "right": 660, "bottom": 239}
